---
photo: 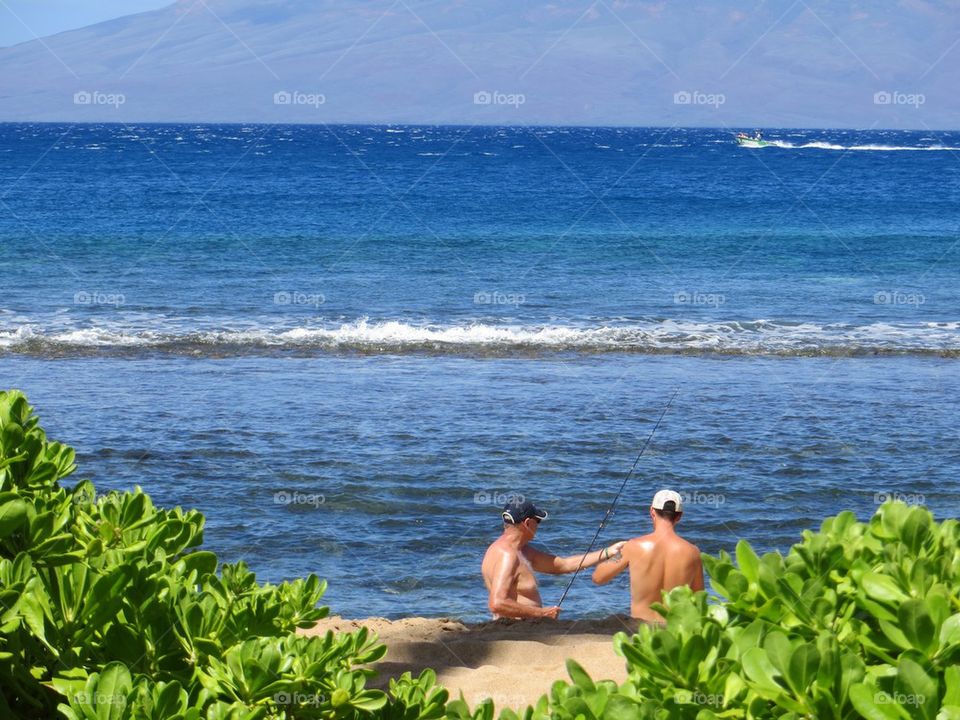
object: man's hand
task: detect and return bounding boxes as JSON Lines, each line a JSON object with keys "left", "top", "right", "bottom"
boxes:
{"left": 605, "top": 541, "right": 626, "bottom": 559}
{"left": 540, "top": 605, "right": 561, "bottom": 619}
{"left": 593, "top": 541, "right": 630, "bottom": 585}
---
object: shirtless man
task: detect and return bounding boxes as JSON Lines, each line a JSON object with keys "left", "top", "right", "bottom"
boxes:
{"left": 482, "top": 499, "right": 625, "bottom": 619}
{"left": 592, "top": 489, "right": 704, "bottom": 622}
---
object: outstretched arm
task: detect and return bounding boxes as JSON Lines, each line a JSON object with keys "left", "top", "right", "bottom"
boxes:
{"left": 487, "top": 549, "right": 558, "bottom": 619}
{"left": 592, "top": 543, "right": 630, "bottom": 585}
{"left": 525, "top": 541, "right": 626, "bottom": 575}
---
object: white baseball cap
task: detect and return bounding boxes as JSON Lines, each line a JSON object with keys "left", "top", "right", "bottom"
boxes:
{"left": 651, "top": 489, "right": 683, "bottom": 512}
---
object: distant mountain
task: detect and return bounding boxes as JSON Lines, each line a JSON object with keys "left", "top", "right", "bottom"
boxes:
{"left": 0, "top": 0, "right": 957, "bottom": 128}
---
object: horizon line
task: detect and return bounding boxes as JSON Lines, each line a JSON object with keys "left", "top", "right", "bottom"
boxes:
{"left": 1, "top": 121, "right": 957, "bottom": 132}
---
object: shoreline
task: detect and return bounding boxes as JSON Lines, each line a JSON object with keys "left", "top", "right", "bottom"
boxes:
{"left": 300, "top": 615, "right": 639, "bottom": 708}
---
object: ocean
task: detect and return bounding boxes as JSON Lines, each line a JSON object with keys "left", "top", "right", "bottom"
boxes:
{"left": 1, "top": 123, "right": 957, "bottom": 620}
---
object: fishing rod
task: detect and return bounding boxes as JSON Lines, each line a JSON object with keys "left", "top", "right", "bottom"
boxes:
{"left": 556, "top": 387, "right": 679, "bottom": 608}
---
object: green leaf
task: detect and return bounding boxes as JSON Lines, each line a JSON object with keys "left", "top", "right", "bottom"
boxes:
{"left": 879, "top": 620, "right": 914, "bottom": 651}
{"left": 26, "top": 460, "right": 58, "bottom": 486}
{"left": 899, "top": 600, "right": 936, "bottom": 655}
{"left": 940, "top": 614, "right": 960, "bottom": 650}
{"left": 0, "top": 497, "right": 29, "bottom": 538}
{"left": 895, "top": 657, "right": 937, "bottom": 720}
{"left": 945, "top": 666, "right": 960, "bottom": 706}
{"left": 736, "top": 540, "right": 760, "bottom": 584}
{"left": 1, "top": 422, "right": 24, "bottom": 453}
{"left": 18, "top": 590, "right": 51, "bottom": 648}
{"left": 48, "top": 668, "right": 90, "bottom": 701}
{"left": 741, "top": 647, "right": 783, "bottom": 694}
{"left": 763, "top": 631, "right": 792, "bottom": 674}
{"left": 899, "top": 507, "right": 932, "bottom": 553}
{"left": 182, "top": 550, "right": 218, "bottom": 577}
{"left": 678, "top": 635, "right": 707, "bottom": 682}
{"left": 93, "top": 662, "right": 133, "bottom": 720}
{"left": 153, "top": 681, "right": 187, "bottom": 717}
{"left": 849, "top": 683, "right": 908, "bottom": 720}
{"left": 566, "top": 659, "right": 595, "bottom": 692}
{"left": 861, "top": 572, "right": 908, "bottom": 604}
{"left": 785, "top": 643, "right": 819, "bottom": 696}
{"left": 83, "top": 565, "right": 132, "bottom": 629}
{"left": 731, "top": 619, "right": 764, "bottom": 657}
{"left": 603, "top": 695, "right": 641, "bottom": 720}
{"left": 840, "top": 651, "right": 866, "bottom": 699}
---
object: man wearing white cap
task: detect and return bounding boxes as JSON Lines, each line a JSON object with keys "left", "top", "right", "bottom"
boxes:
{"left": 591, "top": 489, "right": 704, "bottom": 622}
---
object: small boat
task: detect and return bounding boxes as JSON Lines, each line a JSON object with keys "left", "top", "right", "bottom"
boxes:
{"left": 736, "top": 131, "right": 772, "bottom": 148}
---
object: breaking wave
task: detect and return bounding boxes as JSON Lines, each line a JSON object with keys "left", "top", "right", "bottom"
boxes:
{"left": 1, "top": 319, "right": 959, "bottom": 358}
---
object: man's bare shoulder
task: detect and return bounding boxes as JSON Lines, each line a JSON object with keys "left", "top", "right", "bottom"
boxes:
{"left": 625, "top": 534, "right": 700, "bottom": 556}
{"left": 483, "top": 539, "right": 519, "bottom": 583}
{"left": 485, "top": 537, "right": 518, "bottom": 557}
{"left": 677, "top": 536, "right": 702, "bottom": 556}
{"left": 483, "top": 537, "right": 516, "bottom": 567}
{"left": 625, "top": 535, "right": 657, "bottom": 554}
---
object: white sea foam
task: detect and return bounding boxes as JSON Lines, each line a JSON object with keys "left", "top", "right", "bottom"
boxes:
{"left": 1, "top": 318, "right": 958, "bottom": 357}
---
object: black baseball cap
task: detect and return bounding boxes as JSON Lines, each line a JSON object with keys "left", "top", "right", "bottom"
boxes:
{"left": 502, "top": 499, "right": 548, "bottom": 524}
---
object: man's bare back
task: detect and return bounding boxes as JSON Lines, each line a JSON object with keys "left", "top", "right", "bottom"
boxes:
{"left": 592, "top": 490, "right": 704, "bottom": 622}
{"left": 619, "top": 532, "right": 703, "bottom": 621}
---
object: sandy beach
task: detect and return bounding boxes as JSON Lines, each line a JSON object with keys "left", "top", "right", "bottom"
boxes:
{"left": 301, "top": 615, "right": 640, "bottom": 709}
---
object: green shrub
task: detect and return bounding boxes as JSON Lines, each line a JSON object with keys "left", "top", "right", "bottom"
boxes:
{"left": 0, "top": 390, "right": 445, "bottom": 719}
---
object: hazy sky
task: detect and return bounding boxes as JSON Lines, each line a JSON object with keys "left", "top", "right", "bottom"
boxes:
{"left": 0, "top": 1, "right": 168, "bottom": 47}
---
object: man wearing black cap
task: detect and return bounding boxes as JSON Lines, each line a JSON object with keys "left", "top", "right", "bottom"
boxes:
{"left": 482, "top": 499, "right": 625, "bottom": 619}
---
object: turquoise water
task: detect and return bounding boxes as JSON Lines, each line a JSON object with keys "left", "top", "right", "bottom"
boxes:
{"left": 1, "top": 124, "right": 958, "bottom": 619}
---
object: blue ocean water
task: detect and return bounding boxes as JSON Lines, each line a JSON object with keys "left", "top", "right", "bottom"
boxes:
{"left": 1, "top": 124, "right": 958, "bottom": 619}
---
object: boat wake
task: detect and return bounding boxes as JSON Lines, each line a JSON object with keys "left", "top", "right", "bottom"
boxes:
{"left": 767, "top": 140, "right": 960, "bottom": 151}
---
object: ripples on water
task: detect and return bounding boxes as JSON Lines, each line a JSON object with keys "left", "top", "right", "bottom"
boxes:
{"left": 7, "top": 355, "right": 955, "bottom": 621}
{"left": 1, "top": 124, "right": 958, "bottom": 619}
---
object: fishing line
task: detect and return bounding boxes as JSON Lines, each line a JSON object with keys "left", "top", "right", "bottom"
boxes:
{"left": 556, "top": 387, "right": 680, "bottom": 608}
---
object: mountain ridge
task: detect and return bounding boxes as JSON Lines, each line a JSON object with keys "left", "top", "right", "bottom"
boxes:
{"left": 0, "top": 0, "right": 957, "bottom": 128}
